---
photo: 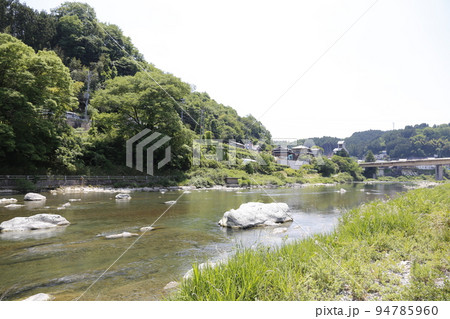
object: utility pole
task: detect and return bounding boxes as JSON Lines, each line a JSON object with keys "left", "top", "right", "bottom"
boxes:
{"left": 84, "top": 70, "right": 92, "bottom": 119}
{"left": 200, "top": 109, "right": 205, "bottom": 139}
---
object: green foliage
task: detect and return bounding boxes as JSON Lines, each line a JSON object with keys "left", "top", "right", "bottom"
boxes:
{"left": 15, "top": 179, "right": 36, "bottom": 193}
{"left": 172, "top": 184, "right": 450, "bottom": 301}
{"left": 344, "top": 124, "right": 450, "bottom": 159}
{"left": 90, "top": 70, "right": 193, "bottom": 170}
{"left": 311, "top": 157, "right": 338, "bottom": 177}
{"left": 363, "top": 150, "right": 377, "bottom": 178}
{"left": 0, "top": 0, "right": 56, "bottom": 51}
{"left": 335, "top": 149, "right": 349, "bottom": 157}
{"left": 331, "top": 155, "right": 364, "bottom": 181}
{"left": 0, "top": 33, "right": 77, "bottom": 173}
{"left": 244, "top": 162, "right": 255, "bottom": 174}
{"left": 183, "top": 92, "right": 271, "bottom": 143}
{"left": 345, "top": 130, "right": 385, "bottom": 158}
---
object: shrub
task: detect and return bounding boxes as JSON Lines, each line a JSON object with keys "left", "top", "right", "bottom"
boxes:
{"left": 15, "top": 179, "right": 37, "bottom": 193}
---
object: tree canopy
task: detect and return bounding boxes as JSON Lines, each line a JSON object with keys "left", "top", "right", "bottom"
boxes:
{"left": 0, "top": 32, "right": 78, "bottom": 172}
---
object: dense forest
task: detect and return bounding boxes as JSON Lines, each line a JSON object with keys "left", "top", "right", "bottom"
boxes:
{"left": 0, "top": 0, "right": 271, "bottom": 174}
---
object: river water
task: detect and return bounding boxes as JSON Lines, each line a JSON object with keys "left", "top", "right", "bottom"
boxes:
{"left": 0, "top": 183, "right": 407, "bottom": 300}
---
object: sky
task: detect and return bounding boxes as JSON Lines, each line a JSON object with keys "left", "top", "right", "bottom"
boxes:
{"left": 23, "top": 0, "right": 450, "bottom": 139}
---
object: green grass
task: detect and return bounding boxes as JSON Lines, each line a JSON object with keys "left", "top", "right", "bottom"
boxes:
{"left": 171, "top": 184, "right": 450, "bottom": 300}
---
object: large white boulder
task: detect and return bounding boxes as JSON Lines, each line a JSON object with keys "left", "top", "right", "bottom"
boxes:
{"left": 24, "top": 193, "right": 46, "bottom": 201}
{"left": 0, "top": 214, "right": 70, "bottom": 232}
{"left": 218, "top": 202, "right": 292, "bottom": 229}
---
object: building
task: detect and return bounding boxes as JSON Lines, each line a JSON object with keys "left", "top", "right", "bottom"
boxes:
{"left": 292, "top": 145, "right": 310, "bottom": 156}
{"left": 229, "top": 141, "right": 245, "bottom": 149}
{"left": 244, "top": 141, "right": 261, "bottom": 152}
{"left": 272, "top": 146, "right": 295, "bottom": 160}
{"left": 333, "top": 141, "right": 348, "bottom": 155}
{"left": 374, "top": 150, "right": 388, "bottom": 161}
{"left": 242, "top": 158, "right": 257, "bottom": 165}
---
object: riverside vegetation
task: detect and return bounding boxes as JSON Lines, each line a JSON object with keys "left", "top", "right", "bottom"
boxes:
{"left": 172, "top": 184, "right": 450, "bottom": 300}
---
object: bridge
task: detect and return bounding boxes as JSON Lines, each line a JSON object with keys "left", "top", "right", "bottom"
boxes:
{"left": 359, "top": 157, "right": 450, "bottom": 180}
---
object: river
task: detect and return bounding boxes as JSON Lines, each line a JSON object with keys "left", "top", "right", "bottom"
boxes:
{"left": 0, "top": 183, "right": 407, "bottom": 300}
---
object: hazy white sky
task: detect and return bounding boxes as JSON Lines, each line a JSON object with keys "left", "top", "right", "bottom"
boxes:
{"left": 24, "top": 0, "right": 450, "bottom": 139}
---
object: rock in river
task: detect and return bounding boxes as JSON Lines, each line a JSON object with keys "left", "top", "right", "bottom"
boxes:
{"left": 115, "top": 193, "right": 131, "bottom": 200}
{"left": 4, "top": 204, "right": 24, "bottom": 209}
{"left": 273, "top": 227, "right": 288, "bottom": 234}
{"left": 0, "top": 198, "right": 17, "bottom": 204}
{"left": 218, "top": 202, "right": 292, "bottom": 229}
{"left": 105, "top": 231, "right": 139, "bottom": 239}
{"left": 24, "top": 193, "right": 46, "bottom": 201}
{"left": 140, "top": 226, "right": 155, "bottom": 232}
{"left": 0, "top": 214, "right": 70, "bottom": 232}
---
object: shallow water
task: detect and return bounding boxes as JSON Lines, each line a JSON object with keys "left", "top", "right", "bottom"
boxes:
{"left": 0, "top": 183, "right": 406, "bottom": 300}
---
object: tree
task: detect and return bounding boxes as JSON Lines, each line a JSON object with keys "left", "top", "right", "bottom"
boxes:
{"left": 331, "top": 155, "right": 364, "bottom": 181}
{"left": 0, "top": 33, "right": 78, "bottom": 172}
{"left": 91, "top": 70, "right": 193, "bottom": 170}
{"left": 363, "top": 150, "right": 377, "bottom": 179}
{"left": 0, "top": 0, "right": 57, "bottom": 51}
{"left": 312, "top": 157, "right": 337, "bottom": 177}
{"left": 335, "top": 149, "right": 349, "bottom": 157}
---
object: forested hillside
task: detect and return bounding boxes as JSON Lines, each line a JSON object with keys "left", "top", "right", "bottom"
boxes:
{"left": 308, "top": 124, "right": 450, "bottom": 159}
{"left": 0, "top": 0, "right": 271, "bottom": 174}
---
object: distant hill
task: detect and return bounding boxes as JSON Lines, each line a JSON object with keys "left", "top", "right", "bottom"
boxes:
{"left": 306, "top": 124, "right": 450, "bottom": 159}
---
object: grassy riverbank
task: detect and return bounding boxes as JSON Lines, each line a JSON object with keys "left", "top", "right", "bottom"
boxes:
{"left": 172, "top": 183, "right": 450, "bottom": 301}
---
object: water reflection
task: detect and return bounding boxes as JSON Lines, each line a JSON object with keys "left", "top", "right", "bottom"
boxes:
{"left": 0, "top": 226, "right": 67, "bottom": 241}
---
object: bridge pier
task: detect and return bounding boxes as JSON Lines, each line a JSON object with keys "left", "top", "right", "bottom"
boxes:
{"left": 377, "top": 168, "right": 385, "bottom": 177}
{"left": 435, "top": 165, "right": 443, "bottom": 181}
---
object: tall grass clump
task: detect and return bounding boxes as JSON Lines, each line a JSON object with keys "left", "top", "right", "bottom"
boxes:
{"left": 171, "top": 184, "right": 450, "bottom": 301}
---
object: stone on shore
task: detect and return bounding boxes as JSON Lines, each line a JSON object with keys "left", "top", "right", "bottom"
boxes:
{"left": 22, "top": 293, "right": 53, "bottom": 301}
{"left": 164, "top": 281, "right": 179, "bottom": 290}
{"left": 105, "top": 231, "right": 139, "bottom": 239}
{"left": 0, "top": 214, "right": 70, "bottom": 232}
{"left": 115, "top": 193, "right": 131, "bottom": 200}
{"left": 218, "top": 202, "right": 292, "bottom": 229}
{"left": 24, "top": 193, "right": 46, "bottom": 201}
{"left": 0, "top": 198, "right": 17, "bottom": 204}
{"left": 183, "top": 262, "right": 217, "bottom": 280}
